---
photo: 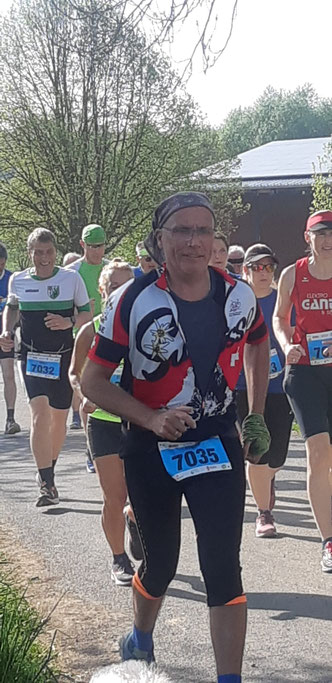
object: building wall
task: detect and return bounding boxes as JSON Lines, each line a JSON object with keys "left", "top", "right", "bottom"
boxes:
{"left": 232, "top": 188, "right": 312, "bottom": 270}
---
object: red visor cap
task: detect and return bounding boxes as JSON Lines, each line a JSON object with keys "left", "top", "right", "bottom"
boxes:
{"left": 306, "top": 210, "right": 332, "bottom": 232}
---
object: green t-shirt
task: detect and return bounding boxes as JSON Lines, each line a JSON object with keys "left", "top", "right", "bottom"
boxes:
{"left": 69, "top": 258, "right": 109, "bottom": 316}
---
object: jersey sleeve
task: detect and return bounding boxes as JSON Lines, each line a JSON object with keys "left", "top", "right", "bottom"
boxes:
{"left": 88, "top": 287, "right": 129, "bottom": 369}
{"left": 246, "top": 300, "right": 268, "bottom": 345}
{"left": 6, "top": 273, "right": 19, "bottom": 308}
{"left": 73, "top": 271, "right": 90, "bottom": 312}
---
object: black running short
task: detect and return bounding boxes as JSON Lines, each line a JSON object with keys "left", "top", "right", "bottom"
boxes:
{"left": 87, "top": 416, "right": 122, "bottom": 458}
{"left": 20, "top": 350, "right": 73, "bottom": 410}
{"left": 122, "top": 419, "right": 246, "bottom": 607}
{"left": 236, "top": 391, "right": 293, "bottom": 468}
{"left": 284, "top": 364, "right": 332, "bottom": 442}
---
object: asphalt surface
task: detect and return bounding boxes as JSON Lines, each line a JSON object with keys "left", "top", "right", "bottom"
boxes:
{"left": 1, "top": 368, "right": 332, "bottom": 683}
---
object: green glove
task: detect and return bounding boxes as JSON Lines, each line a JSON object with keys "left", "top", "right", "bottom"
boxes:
{"left": 241, "top": 413, "right": 271, "bottom": 459}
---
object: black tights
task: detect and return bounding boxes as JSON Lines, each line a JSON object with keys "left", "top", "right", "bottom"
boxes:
{"left": 123, "top": 430, "right": 245, "bottom": 607}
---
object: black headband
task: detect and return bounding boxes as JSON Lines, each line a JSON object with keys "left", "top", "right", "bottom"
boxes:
{"left": 152, "top": 192, "right": 215, "bottom": 231}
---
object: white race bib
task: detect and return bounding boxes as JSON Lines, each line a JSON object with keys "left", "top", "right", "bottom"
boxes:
{"left": 158, "top": 436, "right": 232, "bottom": 481}
{"left": 26, "top": 352, "right": 61, "bottom": 380}
{"left": 306, "top": 331, "right": 332, "bottom": 366}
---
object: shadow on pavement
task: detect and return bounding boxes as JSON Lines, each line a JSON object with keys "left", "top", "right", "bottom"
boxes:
{"left": 175, "top": 573, "right": 206, "bottom": 594}
{"left": 166, "top": 663, "right": 212, "bottom": 683}
{"left": 42, "top": 507, "right": 101, "bottom": 516}
{"left": 167, "top": 580, "right": 332, "bottom": 623}
{"left": 248, "top": 592, "right": 332, "bottom": 620}
{"left": 275, "top": 478, "right": 307, "bottom": 491}
{"left": 282, "top": 464, "right": 307, "bottom": 472}
{"left": 276, "top": 532, "right": 320, "bottom": 543}
{"left": 272, "top": 495, "right": 310, "bottom": 505}
{"left": 245, "top": 661, "right": 332, "bottom": 683}
{"left": 60, "top": 498, "right": 102, "bottom": 505}
{"left": 166, "top": 586, "right": 205, "bottom": 603}
{"left": 244, "top": 509, "right": 316, "bottom": 530}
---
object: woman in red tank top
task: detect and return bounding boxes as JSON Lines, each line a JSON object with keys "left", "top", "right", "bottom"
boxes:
{"left": 273, "top": 210, "right": 332, "bottom": 574}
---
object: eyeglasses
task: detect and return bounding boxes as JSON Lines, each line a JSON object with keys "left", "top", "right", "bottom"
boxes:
{"left": 248, "top": 263, "right": 276, "bottom": 273}
{"left": 142, "top": 256, "right": 153, "bottom": 262}
{"left": 162, "top": 226, "right": 214, "bottom": 241}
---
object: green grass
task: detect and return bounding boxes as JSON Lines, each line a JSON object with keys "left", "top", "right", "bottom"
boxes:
{"left": 0, "top": 557, "right": 60, "bottom": 683}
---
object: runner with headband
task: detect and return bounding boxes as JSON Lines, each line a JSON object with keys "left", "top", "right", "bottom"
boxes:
{"left": 82, "top": 192, "right": 270, "bottom": 682}
{"left": 237, "top": 244, "right": 294, "bottom": 538}
{"left": 274, "top": 210, "right": 332, "bottom": 573}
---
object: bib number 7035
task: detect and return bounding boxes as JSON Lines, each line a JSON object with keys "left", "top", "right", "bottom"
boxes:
{"left": 158, "top": 436, "right": 232, "bottom": 481}
{"left": 172, "top": 446, "right": 219, "bottom": 472}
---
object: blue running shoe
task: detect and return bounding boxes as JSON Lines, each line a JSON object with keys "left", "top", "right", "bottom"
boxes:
{"left": 86, "top": 448, "right": 95, "bottom": 473}
{"left": 119, "top": 632, "right": 155, "bottom": 664}
{"left": 86, "top": 458, "right": 96, "bottom": 474}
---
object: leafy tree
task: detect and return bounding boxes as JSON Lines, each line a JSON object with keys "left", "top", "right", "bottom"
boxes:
{"left": 311, "top": 146, "right": 332, "bottom": 213}
{"left": 219, "top": 85, "right": 332, "bottom": 159}
{"left": 0, "top": 0, "right": 243, "bottom": 264}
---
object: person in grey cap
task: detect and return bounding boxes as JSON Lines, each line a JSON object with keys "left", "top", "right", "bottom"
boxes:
{"left": 82, "top": 191, "right": 270, "bottom": 682}
{"left": 227, "top": 245, "right": 245, "bottom": 275}
{"left": 237, "top": 244, "right": 293, "bottom": 539}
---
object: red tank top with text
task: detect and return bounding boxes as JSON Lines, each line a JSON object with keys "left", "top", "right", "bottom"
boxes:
{"left": 291, "top": 257, "right": 332, "bottom": 365}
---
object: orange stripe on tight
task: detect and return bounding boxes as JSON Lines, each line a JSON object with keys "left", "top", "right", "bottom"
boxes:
{"left": 225, "top": 594, "right": 247, "bottom": 606}
{"left": 132, "top": 573, "right": 160, "bottom": 601}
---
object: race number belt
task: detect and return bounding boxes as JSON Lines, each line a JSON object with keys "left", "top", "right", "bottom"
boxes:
{"left": 26, "top": 352, "right": 61, "bottom": 380}
{"left": 158, "top": 435, "right": 232, "bottom": 481}
{"left": 111, "top": 365, "right": 122, "bottom": 385}
{"left": 306, "top": 331, "right": 332, "bottom": 366}
{"left": 269, "top": 348, "right": 283, "bottom": 379}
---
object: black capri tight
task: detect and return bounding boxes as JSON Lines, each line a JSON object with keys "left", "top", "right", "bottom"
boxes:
{"left": 122, "top": 427, "right": 245, "bottom": 607}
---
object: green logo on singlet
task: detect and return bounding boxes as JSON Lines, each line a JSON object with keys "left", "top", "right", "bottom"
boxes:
{"left": 47, "top": 285, "right": 60, "bottom": 299}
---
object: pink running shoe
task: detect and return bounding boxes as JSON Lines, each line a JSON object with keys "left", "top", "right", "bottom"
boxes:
{"left": 255, "top": 510, "right": 277, "bottom": 538}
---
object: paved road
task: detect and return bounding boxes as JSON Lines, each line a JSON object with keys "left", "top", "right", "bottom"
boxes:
{"left": 1, "top": 368, "right": 332, "bottom": 683}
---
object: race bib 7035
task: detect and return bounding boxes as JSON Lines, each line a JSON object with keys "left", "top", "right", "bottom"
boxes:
{"left": 158, "top": 435, "right": 232, "bottom": 481}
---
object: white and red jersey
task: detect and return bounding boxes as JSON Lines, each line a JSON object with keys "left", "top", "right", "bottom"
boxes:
{"left": 291, "top": 257, "right": 332, "bottom": 365}
{"left": 88, "top": 267, "right": 268, "bottom": 422}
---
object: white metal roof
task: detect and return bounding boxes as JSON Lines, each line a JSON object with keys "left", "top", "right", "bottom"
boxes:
{"left": 193, "top": 137, "right": 332, "bottom": 190}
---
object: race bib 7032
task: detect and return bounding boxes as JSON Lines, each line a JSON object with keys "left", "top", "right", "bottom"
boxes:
{"left": 26, "top": 352, "right": 61, "bottom": 380}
